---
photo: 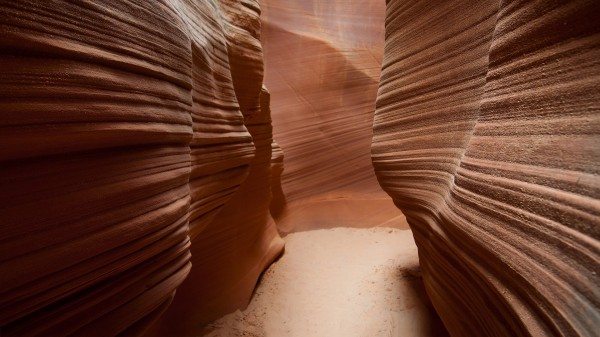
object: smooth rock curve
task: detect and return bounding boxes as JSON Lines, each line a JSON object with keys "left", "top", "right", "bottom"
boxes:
{"left": 372, "top": 1, "right": 600, "bottom": 336}
{"left": 260, "top": 0, "right": 406, "bottom": 233}
{"left": 0, "top": 1, "right": 282, "bottom": 336}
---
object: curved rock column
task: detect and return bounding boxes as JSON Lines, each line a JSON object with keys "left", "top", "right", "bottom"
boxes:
{"left": 149, "top": 1, "right": 284, "bottom": 335}
{"left": 0, "top": 0, "right": 282, "bottom": 336}
{"left": 0, "top": 2, "right": 194, "bottom": 336}
{"left": 372, "top": 1, "right": 600, "bottom": 336}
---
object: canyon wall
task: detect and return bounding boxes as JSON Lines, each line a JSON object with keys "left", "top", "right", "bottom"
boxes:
{"left": 372, "top": 1, "right": 600, "bottom": 337}
{"left": 0, "top": 1, "right": 282, "bottom": 336}
{"left": 260, "top": 0, "right": 406, "bottom": 233}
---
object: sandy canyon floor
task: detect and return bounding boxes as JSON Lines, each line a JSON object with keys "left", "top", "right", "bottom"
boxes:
{"left": 201, "top": 227, "right": 448, "bottom": 337}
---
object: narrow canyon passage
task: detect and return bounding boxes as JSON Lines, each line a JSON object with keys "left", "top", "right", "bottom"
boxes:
{"left": 186, "top": 1, "right": 443, "bottom": 335}
{"left": 188, "top": 2, "right": 449, "bottom": 335}
{"left": 202, "top": 228, "right": 447, "bottom": 337}
{"left": 1, "top": 1, "right": 598, "bottom": 337}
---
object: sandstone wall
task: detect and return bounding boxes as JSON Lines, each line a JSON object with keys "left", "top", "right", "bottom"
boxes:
{"left": 0, "top": 1, "right": 282, "bottom": 336}
{"left": 372, "top": 1, "right": 600, "bottom": 336}
{"left": 260, "top": 0, "right": 406, "bottom": 233}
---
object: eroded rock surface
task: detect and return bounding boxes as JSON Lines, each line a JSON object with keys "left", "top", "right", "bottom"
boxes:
{"left": 372, "top": 1, "right": 600, "bottom": 336}
{"left": 260, "top": 0, "right": 406, "bottom": 233}
{"left": 0, "top": 1, "right": 282, "bottom": 336}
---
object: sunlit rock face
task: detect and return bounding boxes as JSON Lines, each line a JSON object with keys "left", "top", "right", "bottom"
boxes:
{"left": 0, "top": 1, "right": 282, "bottom": 336}
{"left": 259, "top": 0, "right": 407, "bottom": 233}
{"left": 372, "top": 1, "right": 600, "bottom": 336}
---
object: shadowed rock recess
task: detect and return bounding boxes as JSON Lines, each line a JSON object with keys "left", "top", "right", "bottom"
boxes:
{"left": 372, "top": 1, "right": 600, "bottom": 337}
{"left": 0, "top": 1, "right": 598, "bottom": 337}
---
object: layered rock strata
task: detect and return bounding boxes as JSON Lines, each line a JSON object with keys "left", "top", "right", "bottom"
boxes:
{"left": 372, "top": 1, "right": 600, "bottom": 336}
{"left": 0, "top": 1, "right": 282, "bottom": 336}
{"left": 260, "top": 0, "right": 406, "bottom": 233}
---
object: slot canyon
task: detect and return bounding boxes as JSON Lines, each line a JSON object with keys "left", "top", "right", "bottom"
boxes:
{"left": 0, "top": 0, "right": 598, "bottom": 337}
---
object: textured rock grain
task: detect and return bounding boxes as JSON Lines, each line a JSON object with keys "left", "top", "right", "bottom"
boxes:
{"left": 260, "top": 0, "right": 405, "bottom": 233}
{"left": 0, "top": 1, "right": 282, "bottom": 336}
{"left": 372, "top": 1, "right": 600, "bottom": 337}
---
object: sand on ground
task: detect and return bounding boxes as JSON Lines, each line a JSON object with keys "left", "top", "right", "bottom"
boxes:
{"left": 201, "top": 227, "right": 448, "bottom": 337}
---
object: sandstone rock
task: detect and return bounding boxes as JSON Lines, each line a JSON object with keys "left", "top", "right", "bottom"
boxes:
{"left": 0, "top": 1, "right": 282, "bottom": 336}
{"left": 372, "top": 1, "right": 600, "bottom": 336}
{"left": 260, "top": 0, "right": 405, "bottom": 233}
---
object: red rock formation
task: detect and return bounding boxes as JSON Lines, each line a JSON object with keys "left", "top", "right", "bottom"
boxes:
{"left": 152, "top": 3, "right": 286, "bottom": 325}
{"left": 0, "top": 0, "right": 282, "bottom": 336}
{"left": 372, "top": 1, "right": 600, "bottom": 336}
{"left": 260, "top": 0, "right": 407, "bottom": 233}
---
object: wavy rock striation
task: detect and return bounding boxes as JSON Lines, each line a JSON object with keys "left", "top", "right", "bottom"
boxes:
{"left": 260, "top": 0, "right": 406, "bottom": 233}
{"left": 372, "top": 1, "right": 600, "bottom": 336}
{"left": 0, "top": 1, "right": 282, "bottom": 336}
